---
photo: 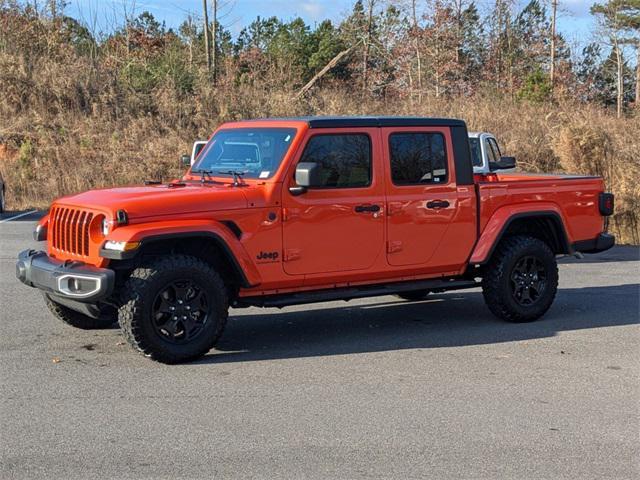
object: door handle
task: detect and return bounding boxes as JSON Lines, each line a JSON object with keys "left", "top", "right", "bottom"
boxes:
{"left": 426, "top": 200, "right": 450, "bottom": 209}
{"left": 355, "top": 204, "right": 381, "bottom": 213}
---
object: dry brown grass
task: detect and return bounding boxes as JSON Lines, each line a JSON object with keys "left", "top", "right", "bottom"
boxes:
{"left": 551, "top": 110, "right": 640, "bottom": 244}
{"left": 0, "top": 49, "right": 638, "bottom": 243}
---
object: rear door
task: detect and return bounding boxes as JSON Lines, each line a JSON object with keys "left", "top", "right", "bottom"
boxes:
{"left": 282, "top": 128, "right": 385, "bottom": 275}
{"left": 382, "top": 127, "right": 475, "bottom": 270}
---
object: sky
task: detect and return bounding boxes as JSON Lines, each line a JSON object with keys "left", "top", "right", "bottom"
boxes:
{"left": 65, "top": 0, "right": 599, "bottom": 51}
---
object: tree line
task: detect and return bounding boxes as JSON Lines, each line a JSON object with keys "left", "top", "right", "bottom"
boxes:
{"left": 1, "top": 0, "right": 638, "bottom": 116}
{"left": 1, "top": 1, "right": 638, "bottom": 243}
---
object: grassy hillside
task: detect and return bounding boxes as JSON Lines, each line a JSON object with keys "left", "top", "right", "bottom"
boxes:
{"left": 0, "top": 4, "right": 638, "bottom": 243}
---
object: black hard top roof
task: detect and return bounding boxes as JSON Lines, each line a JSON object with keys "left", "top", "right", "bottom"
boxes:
{"left": 248, "top": 116, "right": 467, "bottom": 128}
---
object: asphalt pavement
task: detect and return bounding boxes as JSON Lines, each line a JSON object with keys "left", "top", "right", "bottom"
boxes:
{"left": 1, "top": 211, "right": 639, "bottom": 479}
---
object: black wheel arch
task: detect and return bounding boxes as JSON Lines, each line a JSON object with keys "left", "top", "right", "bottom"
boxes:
{"left": 477, "top": 211, "right": 572, "bottom": 266}
{"left": 105, "top": 231, "right": 253, "bottom": 289}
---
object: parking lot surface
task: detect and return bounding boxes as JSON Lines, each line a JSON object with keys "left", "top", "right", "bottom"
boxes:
{"left": 1, "top": 212, "right": 639, "bottom": 479}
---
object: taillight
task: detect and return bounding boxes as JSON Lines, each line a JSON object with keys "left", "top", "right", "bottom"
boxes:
{"left": 599, "top": 193, "right": 614, "bottom": 216}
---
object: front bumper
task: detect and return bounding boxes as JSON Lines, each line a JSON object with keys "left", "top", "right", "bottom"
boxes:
{"left": 572, "top": 233, "right": 615, "bottom": 254}
{"left": 16, "top": 250, "right": 115, "bottom": 302}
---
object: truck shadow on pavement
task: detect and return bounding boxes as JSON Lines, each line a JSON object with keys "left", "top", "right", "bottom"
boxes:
{"left": 558, "top": 245, "right": 639, "bottom": 264}
{"left": 198, "top": 283, "right": 640, "bottom": 364}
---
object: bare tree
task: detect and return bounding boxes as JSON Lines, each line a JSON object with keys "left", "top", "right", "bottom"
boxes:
{"left": 212, "top": 0, "right": 217, "bottom": 83}
{"left": 619, "top": 37, "right": 640, "bottom": 108}
{"left": 591, "top": 1, "right": 640, "bottom": 117}
{"left": 362, "top": 0, "right": 375, "bottom": 93}
{"left": 120, "top": 0, "right": 138, "bottom": 57}
{"left": 202, "top": 0, "right": 212, "bottom": 73}
{"left": 48, "top": 0, "right": 56, "bottom": 19}
{"left": 489, "top": 0, "right": 516, "bottom": 94}
{"left": 411, "top": 0, "right": 423, "bottom": 102}
{"left": 296, "top": 46, "right": 355, "bottom": 97}
{"left": 550, "top": 0, "right": 558, "bottom": 89}
{"left": 74, "top": 0, "right": 101, "bottom": 65}
{"left": 180, "top": 14, "right": 197, "bottom": 66}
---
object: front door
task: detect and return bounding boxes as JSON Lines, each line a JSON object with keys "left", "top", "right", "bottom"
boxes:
{"left": 382, "top": 127, "right": 467, "bottom": 270}
{"left": 282, "top": 129, "right": 385, "bottom": 276}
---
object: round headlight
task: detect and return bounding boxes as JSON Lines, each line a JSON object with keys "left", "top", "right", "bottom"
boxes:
{"left": 101, "top": 218, "right": 110, "bottom": 236}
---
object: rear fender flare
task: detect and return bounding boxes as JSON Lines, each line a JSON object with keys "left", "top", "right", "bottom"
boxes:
{"left": 103, "top": 219, "right": 261, "bottom": 287}
{"left": 470, "top": 204, "right": 571, "bottom": 265}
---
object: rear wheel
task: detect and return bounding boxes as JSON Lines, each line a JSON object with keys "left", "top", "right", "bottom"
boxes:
{"left": 395, "top": 290, "right": 430, "bottom": 301}
{"left": 0, "top": 186, "right": 5, "bottom": 213}
{"left": 44, "top": 294, "right": 117, "bottom": 329}
{"left": 482, "top": 235, "right": 558, "bottom": 323}
{"left": 118, "top": 255, "right": 228, "bottom": 364}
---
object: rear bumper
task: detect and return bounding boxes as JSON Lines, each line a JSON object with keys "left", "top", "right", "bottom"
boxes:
{"left": 572, "top": 233, "right": 615, "bottom": 254}
{"left": 16, "top": 250, "right": 115, "bottom": 302}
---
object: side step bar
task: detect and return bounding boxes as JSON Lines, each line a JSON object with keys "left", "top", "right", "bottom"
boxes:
{"left": 236, "top": 278, "right": 479, "bottom": 308}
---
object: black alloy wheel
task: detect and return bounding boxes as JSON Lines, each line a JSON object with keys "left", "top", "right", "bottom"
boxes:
{"left": 482, "top": 235, "right": 558, "bottom": 323}
{"left": 118, "top": 254, "right": 229, "bottom": 363}
{"left": 509, "top": 256, "right": 547, "bottom": 306}
{"left": 152, "top": 280, "right": 211, "bottom": 344}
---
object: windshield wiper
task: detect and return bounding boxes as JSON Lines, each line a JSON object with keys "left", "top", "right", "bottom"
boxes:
{"left": 217, "top": 170, "right": 248, "bottom": 187}
{"left": 192, "top": 169, "right": 215, "bottom": 185}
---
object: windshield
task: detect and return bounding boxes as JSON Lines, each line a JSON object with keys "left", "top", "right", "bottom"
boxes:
{"left": 192, "top": 128, "right": 297, "bottom": 179}
{"left": 469, "top": 137, "right": 482, "bottom": 167}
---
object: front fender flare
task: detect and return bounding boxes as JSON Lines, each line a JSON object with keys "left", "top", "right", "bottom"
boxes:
{"left": 469, "top": 203, "right": 571, "bottom": 265}
{"left": 103, "top": 219, "right": 262, "bottom": 288}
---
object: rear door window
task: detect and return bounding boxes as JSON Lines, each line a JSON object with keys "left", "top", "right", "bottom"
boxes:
{"left": 389, "top": 132, "right": 447, "bottom": 185}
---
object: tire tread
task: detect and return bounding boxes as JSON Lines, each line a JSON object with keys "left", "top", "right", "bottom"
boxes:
{"left": 45, "top": 294, "right": 115, "bottom": 329}
{"left": 118, "top": 255, "right": 228, "bottom": 363}
{"left": 482, "top": 235, "right": 558, "bottom": 323}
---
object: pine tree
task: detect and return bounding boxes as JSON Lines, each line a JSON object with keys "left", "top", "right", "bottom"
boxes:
{"left": 458, "top": 1, "right": 486, "bottom": 94}
{"left": 513, "top": 1, "right": 550, "bottom": 86}
{"left": 591, "top": 0, "right": 640, "bottom": 116}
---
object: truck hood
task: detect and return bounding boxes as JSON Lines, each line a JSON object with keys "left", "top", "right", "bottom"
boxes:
{"left": 53, "top": 182, "right": 248, "bottom": 219}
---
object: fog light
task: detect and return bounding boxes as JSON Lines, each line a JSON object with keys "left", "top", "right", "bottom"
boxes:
{"left": 57, "top": 275, "right": 101, "bottom": 297}
{"left": 68, "top": 278, "right": 81, "bottom": 293}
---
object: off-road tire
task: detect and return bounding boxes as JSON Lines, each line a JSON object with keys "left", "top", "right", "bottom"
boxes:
{"left": 118, "top": 255, "right": 228, "bottom": 364}
{"left": 396, "top": 290, "right": 430, "bottom": 301}
{"left": 0, "top": 186, "right": 5, "bottom": 213}
{"left": 482, "top": 235, "right": 558, "bottom": 323}
{"left": 44, "top": 294, "right": 117, "bottom": 329}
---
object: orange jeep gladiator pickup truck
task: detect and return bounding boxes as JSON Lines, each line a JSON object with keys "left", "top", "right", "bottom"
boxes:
{"left": 16, "top": 117, "right": 615, "bottom": 363}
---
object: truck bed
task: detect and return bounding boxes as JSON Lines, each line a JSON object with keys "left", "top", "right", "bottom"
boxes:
{"left": 476, "top": 172, "right": 606, "bottom": 247}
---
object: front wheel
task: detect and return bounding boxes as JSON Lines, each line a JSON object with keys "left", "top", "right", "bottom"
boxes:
{"left": 118, "top": 255, "right": 229, "bottom": 364}
{"left": 482, "top": 235, "right": 558, "bottom": 323}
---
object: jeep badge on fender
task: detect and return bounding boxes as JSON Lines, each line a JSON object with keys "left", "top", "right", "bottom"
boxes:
{"left": 257, "top": 251, "right": 279, "bottom": 261}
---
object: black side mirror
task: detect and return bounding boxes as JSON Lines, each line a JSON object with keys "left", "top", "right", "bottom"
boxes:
{"left": 489, "top": 156, "right": 516, "bottom": 171}
{"left": 290, "top": 162, "right": 320, "bottom": 195}
{"left": 180, "top": 154, "right": 191, "bottom": 168}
